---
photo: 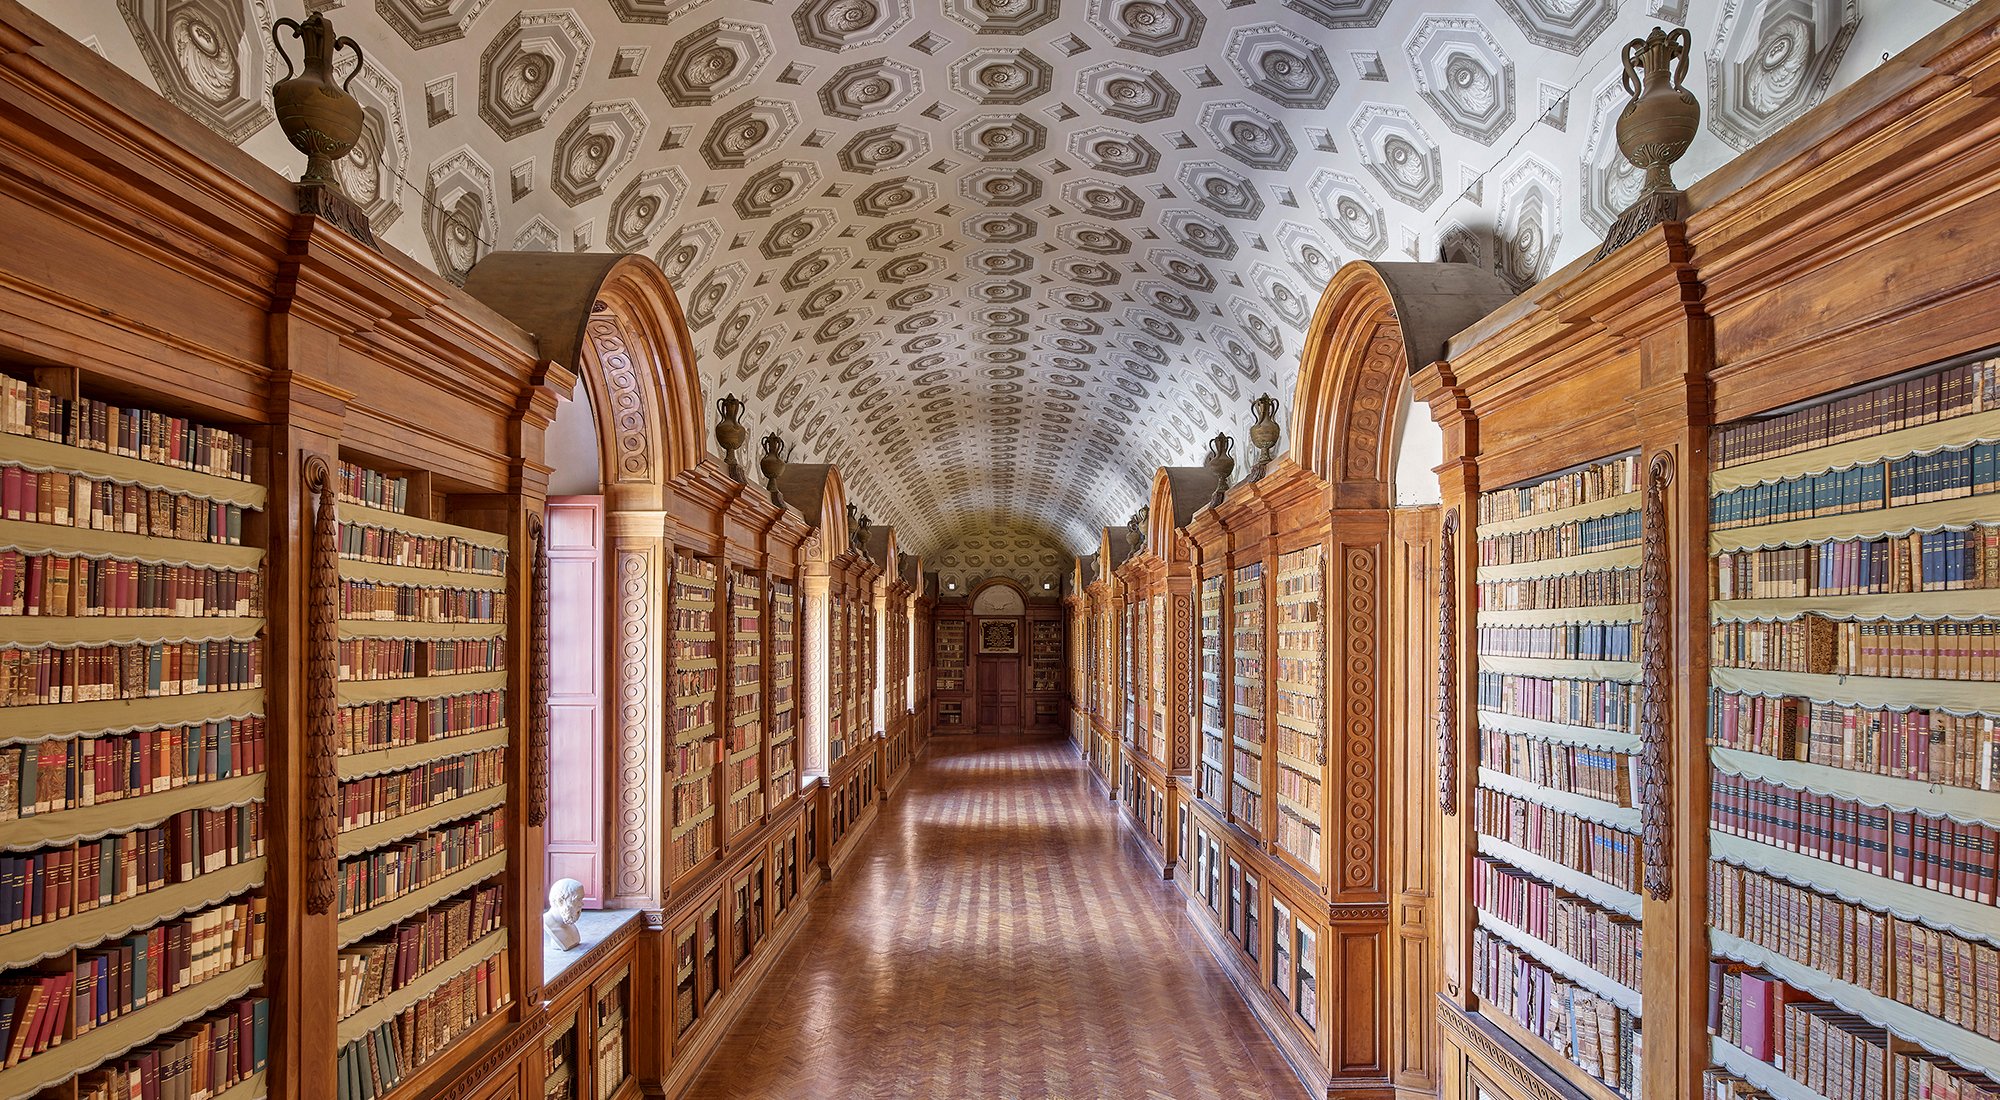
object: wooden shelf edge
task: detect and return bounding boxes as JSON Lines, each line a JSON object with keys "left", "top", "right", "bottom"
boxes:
{"left": 0, "top": 518, "right": 262, "bottom": 570}
{"left": 0, "top": 434, "right": 264, "bottom": 510}
{"left": 337, "top": 853, "right": 508, "bottom": 948}
{"left": 1709, "top": 746, "right": 2000, "bottom": 828}
{"left": 1476, "top": 491, "right": 1642, "bottom": 539}
{"left": 0, "top": 856, "right": 265, "bottom": 966}
{"left": 338, "top": 502, "right": 507, "bottom": 550}
{"left": 0, "top": 773, "right": 265, "bottom": 853}
{"left": 337, "top": 928, "right": 508, "bottom": 1045}
{"left": 1710, "top": 408, "right": 2000, "bottom": 492}
{"left": 334, "top": 670, "right": 508, "bottom": 706}
{"left": 0, "top": 616, "right": 263, "bottom": 650}
{"left": 336, "top": 727, "right": 510, "bottom": 781}
{"left": 0, "top": 689, "right": 265, "bottom": 745}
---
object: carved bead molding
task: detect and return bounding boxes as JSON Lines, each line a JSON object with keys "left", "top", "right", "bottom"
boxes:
{"left": 303, "top": 455, "right": 340, "bottom": 914}
{"left": 1171, "top": 594, "right": 1192, "bottom": 773}
{"left": 528, "top": 514, "right": 551, "bottom": 828}
{"left": 1437, "top": 507, "right": 1459, "bottom": 816}
{"left": 584, "top": 315, "right": 655, "bottom": 485}
{"left": 613, "top": 546, "right": 658, "bottom": 904}
{"left": 1639, "top": 451, "right": 1676, "bottom": 901}
{"left": 1340, "top": 544, "right": 1381, "bottom": 893}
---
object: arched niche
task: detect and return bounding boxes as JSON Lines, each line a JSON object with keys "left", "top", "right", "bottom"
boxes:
{"left": 465, "top": 250, "right": 709, "bottom": 911}
{"left": 466, "top": 252, "right": 706, "bottom": 512}
{"left": 772, "top": 463, "right": 850, "bottom": 561}
{"left": 1145, "top": 467, "right": 1212, "bottom": 566}
{"left": 970, "top": 579, "right": 1026, "bottom": 617}
{"left": 1291, "top": 262, "right": 1514, "bottom": 508}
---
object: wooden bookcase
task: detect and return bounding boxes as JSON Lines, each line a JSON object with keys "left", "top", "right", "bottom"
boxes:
{"left": 724, "top": 569, "right": 763, "bottom": 843}
{"left": 931, "top": 612, "right": 967, "bottom": 731}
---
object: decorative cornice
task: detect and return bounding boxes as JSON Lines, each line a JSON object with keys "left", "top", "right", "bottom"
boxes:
{"left": 429, "top": 1016, "right": 550, "bottom": 1100}
{"left": 1639, "top": 451, "right": 1676, "bottom": 901}
{"left": 1435, "top": 998, "right": 1581, "bottom": 1100}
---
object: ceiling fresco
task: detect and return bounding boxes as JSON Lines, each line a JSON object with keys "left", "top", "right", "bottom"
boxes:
{"left": 27, "top": 0, "right": 1962, "bottom": 560}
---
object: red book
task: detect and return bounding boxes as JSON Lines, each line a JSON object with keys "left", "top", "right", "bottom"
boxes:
{"left": 1740, "top": 970, "right": 1783, "bottom": 1062}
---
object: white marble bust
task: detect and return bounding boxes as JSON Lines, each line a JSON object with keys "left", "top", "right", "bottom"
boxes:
{"left": 544, "top": 878, "right": 585, "bottom": 951}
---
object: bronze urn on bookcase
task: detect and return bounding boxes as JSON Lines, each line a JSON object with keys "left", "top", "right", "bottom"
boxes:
{"left": 1595, "top": 26, "right": 1700, "bottom": 260}
{"left": 271, "top": 13, "right": 376, "bottom": 247}
{"left": 1204, "top": 432, "right": 1235, "bottom": 509}
{"left": 1246, "top": 394, "right": 1281, "bottom": 480}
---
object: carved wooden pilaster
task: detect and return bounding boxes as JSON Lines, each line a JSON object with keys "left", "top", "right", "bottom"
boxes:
{"left": 608, "top": 540, "right": 662, "bottom": 908}
{"left": 1436, "top": 507, "right": 1458, "bottom": 816}
{"left": 1171, "top": 594, "right": 1192, "bottom": 774}
{"left": 802, "top": 575, "right": 831, "bottom": 776}
{"left": 1640, "top": 452, "right": 1676, "bottom": 901}
{"left": 528, "top": 514, "right": 550, "bottom": 828}
{"left": 303, "top": 455, "right": 339, "bottom": 914}
{"left": 1336, "top": 542, "right": 1381, "bottom": 896}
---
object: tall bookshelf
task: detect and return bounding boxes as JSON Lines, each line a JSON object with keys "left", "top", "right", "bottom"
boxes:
{"left": 828, "top": 594, "right": 847, "bottom": 764}
{"left": 769, "top": 580, "right": 798, "bottom": 804}
{"left": 1199, "top": 575, "right": 1227, "bottom": 808}
{"left": 1123, "top": 602, "right": 1139, "bottom": 746}
{"left": 670, "top": 552, "right": 718, "bottom": 880}
{"left": 1702, "top": 356, "right": 2000, "bottom": 1098}
{"left": 934, "top": 619, "right": 965, "bottom": 729}
{"left": 1149, "top": 594, "right": 1167, "bottom": 765}
{"left": 847, "top": 598, "right": 867, "bottom": 744}
{"left": 1470, "top": 452, "right": 1645, "bottom": 1099}
{"left": 1030, "top": 620, "right": 1061, "bottom": 693}
{"left": 0, "top": 376, "right": 272, "bottom": 1100}
{"left": 724, "top": 570, "right": 762, "bottom": 841}
{"left": 1230, "top": 562, "right": 1265, "bottom": 835}
{"left": 1273, "top": 545, "right": 1325, "bottom": 876}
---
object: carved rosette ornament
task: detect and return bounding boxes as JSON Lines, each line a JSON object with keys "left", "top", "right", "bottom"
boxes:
{"left": 1171, "top": 595, "right": 1192, "bottom": 773}
{"left": 1639, "top": 452, "right": 1676, "bottom": 900}
{"left": 1595, "top": 26, "right": 1700, "bottom": 261}
{"left": 303, "top": 456, "right": 340, "bottom": 913}
{"left": 1436, "top": 507, "right": 1459, "bottom": 815}
{"left": 529, "top": 514, "right": 551, "bottom": 828}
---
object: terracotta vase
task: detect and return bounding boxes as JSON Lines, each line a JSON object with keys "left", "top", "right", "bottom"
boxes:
{"left": 1615, "top": 26, "right": 1700, "bottom": 199}
{"left": 271, "top": 14, "right": 366, "bottom": 185}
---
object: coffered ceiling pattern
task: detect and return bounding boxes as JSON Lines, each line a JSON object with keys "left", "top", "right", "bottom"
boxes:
{"left": 32, "top": 0, "right": 1959, "bottom": 561}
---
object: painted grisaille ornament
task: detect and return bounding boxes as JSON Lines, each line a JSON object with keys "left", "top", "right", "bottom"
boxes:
{"left": 271, "top": 12, "right": 377, "bottom": 248}
{"left": 1595, "top": 26, "right": 1700, "bottom": 261}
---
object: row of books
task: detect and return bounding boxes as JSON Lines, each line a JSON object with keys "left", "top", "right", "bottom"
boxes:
{"left": 338, "top": 522, "right": 505, "bottom": 576}
{"left": 1230, "top": 785, "right": 1259, "bottom": 829}
{"left": 1476, "top": 510, "right": 1642, "bottom": 566}
{"left": 0, "top": 639, "right": 260, "bottom": 706}
{"left": 673, "top": 666, "right": 719, "bottom": 701}
{"left": 71, "top": 897, "right": 266, "bottom": 1034}
{"left": 1708, "top": 691, "right": 1998, "bottom": 790}
{"left": 1479, "top": 454, "right": 1641, "bottom": 525}
{"left": 336, "top": 948, "right": 509, "bottom": 1100}
{"left": 1473, "top": 788, "right": 1641, "bottom": 894}
{"left": 1274, "top": 721, "right": 1320, "bottom": 765}
{"left": 0, "top": 464, "right": 248, "bottom": 544}
{"left": 1473, "top": 855, "right": 1642, "bottom": 992}
{"left": 1479, "top": 728, "right": 1636, "bottom": 806}
{"left": 335, "top": 748, "right": 505, "bottom": 831}
{"left": 673, "top": 699, "right": 715, "bottom": 739}
{"left": 1709, "top": 965, "right": 2000, "bottom": 1100}
{"left": 1479, "top": 567, "right": 1640, "bottom": 612}
{"left": 674, "top": 634, "right": 715, "bottom": 664}
{"left": 1708, "top": 441, "right": 1999, "bottom": 529}
{"left": 1710, "top": 774, "right": 1998, "bottom": 904}
{"left": 0, "top": 552, "right": 260, "bottom": 618}
{"left": 1709, "top": 861, "right": 1997, "bottom": 1040}
{"left": 1274, "top": 806, "right": 1320, "bottom": 872}
{"left": 336, "top": 462, "right": 410, "bottom": 515}
{"left": 0, "top": 802, "right": 265, "bottom": 933}
{"left": 670, "top": 740, "right": 713, "bottom": 779}
{"left": 0, "top": 717, "right": 265, "bottom": 819}
{"left": 77, "top": 996, "right": 269, "bottom": 1100}
{"left": 336, "top": 881, "right": 504, "bottom": 1018}
{"left": 1712, "top": 527, "right": 2000, "bottom": 599}
{"left": 672, "top": 778, "right": 714, "bottom": 823}
{"left": 0, "top": 379, "right": 255, "bottom": 482}
{"left": 335, "top": 690, "right": 505, "bottom": 755}
{"left": 1274, "top": 762, "right": 1320, "bottom": 806}
{"left": 336, "top": 637, "right": 505, "bottom": 683}
{"left": 334, "top": 808, "right": 505, "bottom": 921}
{"left": 1476, "top": 672, "right": 1635, "bottom": 732}
{"left": 337, "top": 581, "right": 504, "bottom": 624}
{"left": 1475, "top": 622, "right": 1638, "bottom": 662}
{"left": 1711, "top": 358, "right": 1998, "bottom": 469}
{"left": 1711, "top": 614, "right": 2000, "bottom": 681}
{"left": 671, "top": 818, "right": 712, "bottom": 875}
{"left": 1471, "top": 926, "right": 1641, "bottom": 1098}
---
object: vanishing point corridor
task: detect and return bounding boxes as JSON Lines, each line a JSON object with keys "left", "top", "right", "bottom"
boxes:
{"left": 685, "top": 735, "right": 1307, "bottom": 1099}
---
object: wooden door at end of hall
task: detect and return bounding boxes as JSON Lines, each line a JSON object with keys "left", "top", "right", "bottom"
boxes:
{"left": 976, "top": 654, "right": 1021, "bottom": 729}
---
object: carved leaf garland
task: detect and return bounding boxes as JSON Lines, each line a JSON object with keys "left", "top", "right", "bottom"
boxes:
{"left": 529, "top": 513, "right": 551, "bottom": 828}
{"left": 1436, "top": 507, "right": 1458, "bottom": 816}
{"left": 1639, "top": 451, "right": 1676, "bottom": 901}
{"left": 304, "top": 455, "right": 340, "bottom": 914}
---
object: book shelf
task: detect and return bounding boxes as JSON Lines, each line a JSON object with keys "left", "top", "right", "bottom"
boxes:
{"left": 593, "top": 967, "right": 629, "bottom": 1098}
{"left": 1149, "top": 594, "right": 1167, "bottom": 765}
{"left": 1123, "top": 601, "right": 1138, "bottom": 746}
{"left": 542, "top": 1011, "right": 577, "bottom": 1100}
{"left": 828, "top": 594, "right": 847, "bottom": 764}
{"left": 725, "top": 570, "right": 762, "bottom": 842}
{"left": 1470, "top": 451, "right": 1645, "bottom": 1100}
{"left": 670, "top": 553, "right": 719, "bottom": 881}
{"left": 847, "top": 597, "right": 868, "bottom": 745}
{"left": 769, "top": 581, "right": 797, "bottom": 804}
{"left": 1273, "top": 545, "right": 1324, "bottom": 876}
{"left": 1199, "top": 574, "right": 1226, "bottom": 809}
{"left": 1230, "top": 562, "right": 1265, "bottom": 836}
{"left": 933, "top": 619, "right": 965, "bottom": 728}
{"left": 0, "top": 374, "right": 272, "bottom": 1100}
{"left": 1030, "top": 620, "right": 1061, "bottom": 695}
{"left": 331, "top": 459, "right": 512, "bottom": 1100}
{"left": 1702, "top": 356, "right": 2000, "bottom": 1098}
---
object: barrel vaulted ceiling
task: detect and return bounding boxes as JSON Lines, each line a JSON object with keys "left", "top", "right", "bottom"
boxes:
{"left": 27, "top": 0, "right": 1959, "bottom": 557}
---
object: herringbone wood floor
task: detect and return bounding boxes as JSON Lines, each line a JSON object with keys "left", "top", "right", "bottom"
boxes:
{"left": 684, "top": 733, "right": 1308, "bottom": 1099}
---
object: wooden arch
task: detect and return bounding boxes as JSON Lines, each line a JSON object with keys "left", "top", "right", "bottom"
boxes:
{"left": 772, "top": 462, "right": 850, "bottom": 559}
{"left": 1145, "top": 467, "right": 1212, "bottom": 564}
{"left": 1290, "top": 262, "right": 1513, "bottom": 505}
{"left": 465, "top": 252, "right": 707, "bottom": 509}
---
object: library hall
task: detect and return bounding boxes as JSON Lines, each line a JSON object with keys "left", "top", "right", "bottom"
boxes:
{"left": 0, "top": 0, "right": 1997, "bottom": 1097}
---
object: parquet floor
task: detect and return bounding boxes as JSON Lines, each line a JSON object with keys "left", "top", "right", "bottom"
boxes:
{"left": 684, "top": 733, "right": 1307, "bottom": 1100}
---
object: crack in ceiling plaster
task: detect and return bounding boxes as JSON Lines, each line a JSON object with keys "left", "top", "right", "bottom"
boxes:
{"left": 37, "top": 0, "right": 1961, "bottom": 556}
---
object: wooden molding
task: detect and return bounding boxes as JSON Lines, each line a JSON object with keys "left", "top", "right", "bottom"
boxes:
{"left": 304, "top": 453, "right": 339, "bottom": 915}
{"left": 529, "top": 512, "right": 551, "bottom": 829}
{"left": 1435, "top": 507, "right": 1458, "bottom": 817}
{"left": 1639, "top": 451, "right": 1676, "bottom": 902}
{"left": 1436, "top": 999, "right": 1582, "bottom": 1100}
